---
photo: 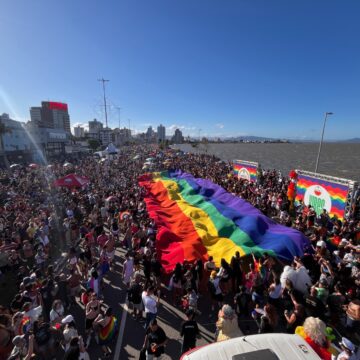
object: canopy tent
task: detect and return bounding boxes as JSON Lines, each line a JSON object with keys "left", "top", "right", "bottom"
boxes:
{"left": 53, "top": 173, "right": 90, "bottom": 188}
{"left": 105, "top": 143, "right": 118, "bottom": 155}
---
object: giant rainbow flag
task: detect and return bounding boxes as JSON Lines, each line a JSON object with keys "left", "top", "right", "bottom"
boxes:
{"left": 139, "top": 171, "right": 310, "bottom": 272}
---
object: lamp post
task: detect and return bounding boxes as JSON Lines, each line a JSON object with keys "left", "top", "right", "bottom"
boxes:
{"left": 314, "top": 112, "right": 333, "bottom": 173}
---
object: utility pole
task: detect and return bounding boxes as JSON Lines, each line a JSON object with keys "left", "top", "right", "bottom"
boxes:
{"left": 98, "top": 78, "right": 109, "bottom": 128}
{"left": 315, "top": 112, "right": 333, "bottom": 173}
{"left": 116, "top": 107, "right": 121, "bottom": 129}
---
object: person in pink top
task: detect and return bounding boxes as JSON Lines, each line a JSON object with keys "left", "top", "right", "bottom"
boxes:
{"left": 97, "top": 231, "right": 108, "bottom": 249}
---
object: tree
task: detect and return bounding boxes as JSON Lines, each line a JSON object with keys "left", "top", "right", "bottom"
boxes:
{"left": 87, "top": 138, "right": 100, "bottom": 151}
{"left": 0, "top": 120, "right": 11, "bottom": 169}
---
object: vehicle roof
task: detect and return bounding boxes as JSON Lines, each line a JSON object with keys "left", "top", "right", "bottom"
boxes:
{"left": 181, "top": 334, "right": 321, "bottom": 360}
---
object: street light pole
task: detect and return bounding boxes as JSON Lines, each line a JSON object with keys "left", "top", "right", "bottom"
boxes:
{"left": 98, "top": 78, "right": 109, "bottom": 128}
{"left": 314, "top": 112, "right": 333, "bottom": 173}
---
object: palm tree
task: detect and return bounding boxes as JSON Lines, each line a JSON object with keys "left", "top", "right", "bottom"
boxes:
{"left": 0, "top": 119, "right": 11, "bottom": 169}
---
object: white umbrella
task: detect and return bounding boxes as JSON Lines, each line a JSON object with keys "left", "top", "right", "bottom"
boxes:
{"left": 133, "top": 155, "right": 141, "bottom": 160}
{"left": 146, "top": 157, "right": 154, "bottom": 161}
{"left": 10, "top": 164, "right": 21, "bottom": 169}
{"left": 63, "top": 162, "right": 73, "bottom": 167}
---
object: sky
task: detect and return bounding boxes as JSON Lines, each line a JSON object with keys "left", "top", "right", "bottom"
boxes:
{"left": 0, "top": 0, "right": 359, "bottom": 140}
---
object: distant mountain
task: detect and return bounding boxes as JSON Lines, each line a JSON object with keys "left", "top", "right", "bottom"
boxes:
{"left": 223, "top": 135, "right": 289, "bottom": 142}
{"left": 341, "top": 138, "right": 360, "bottom": 143}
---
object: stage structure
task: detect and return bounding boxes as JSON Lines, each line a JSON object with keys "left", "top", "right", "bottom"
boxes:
{"left": 232, "top": 160, "right": 259, "bottom": 182}
{"left": 295, "top": 170, "right": 358, "bottom": 220}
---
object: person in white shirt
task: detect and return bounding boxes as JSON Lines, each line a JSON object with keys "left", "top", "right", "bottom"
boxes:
{"left": 142, "top": 285, "right": 159, "bottom": 329}
{"left": 332, "top": 337, "right": 357, "bottom": 360}
{"left": 61, "top": 315, "right": 78, "bottom": 351}
{"left": 122, "top": 253, "right": 134, "bottom": 287}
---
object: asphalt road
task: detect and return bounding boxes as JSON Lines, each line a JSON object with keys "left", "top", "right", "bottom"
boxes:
{"left": 67, "top": 246, "right": 216, "bottom": 360}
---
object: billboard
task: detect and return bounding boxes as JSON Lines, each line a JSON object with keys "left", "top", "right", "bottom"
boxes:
{"left": 295, "top": 173, "right": 349, "bottom": 220}
{"left": 233, "top": 160, "right": 258, "bottom": 182}
{"left": 48, "top": 102, "right": 68, "bottom": 112}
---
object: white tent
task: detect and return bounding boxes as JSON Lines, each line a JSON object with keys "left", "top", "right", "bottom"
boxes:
{"left": 105, "top": 143, "right": 118, "bottom": 154}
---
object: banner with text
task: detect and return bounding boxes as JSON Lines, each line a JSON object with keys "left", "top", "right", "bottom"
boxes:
{"left": 233, "top": 160, "right": 258, "bottom": 182}
{"left": 295, "top": 174, "right": 349, "bottom": 220}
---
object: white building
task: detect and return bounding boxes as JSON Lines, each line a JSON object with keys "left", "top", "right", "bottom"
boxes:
{"left": 74, "top": 125, "right": 85, "bottom": 138}
{"left": 99, "top": 127, "right": 113, "bottom": 145}
{"left": 157, "top": 124, "right": 165, "bottom": 143}
{"left": 88, "top": 119, "right": 103, "bottom": 139}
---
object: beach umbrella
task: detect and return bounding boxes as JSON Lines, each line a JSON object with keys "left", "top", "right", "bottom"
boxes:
{"left": 47, "top": 164, "right": 54, "bottom": 169}
{"left": 99, "top": 158, "right": 107, "bottom": 163}
{"left": 106, "top": 196, "right": 117, "bottom": 202}
{"left": 63, "top": 162, "right": 73, "bottom": 168}
{"left": 142, "top": 165, "right": 149, "bottom": 170}
{"left": 146, "top": 157, "right": 154, "bottom": 161}
{"left": 53, "top": 173, "right": 90, "bottom": 188}
{"left": 133, "top": 155, "right": 141, "bottom": 160}
{"left": 28, "top": 163, "right": 39, "bottom": 169}
{"left": 10, "top": 164, "right": 21, "bottom": 169}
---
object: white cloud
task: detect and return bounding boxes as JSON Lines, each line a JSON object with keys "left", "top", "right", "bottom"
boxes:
{"left": 215, "top": 123, "right": 224, "bottom": 129}
{"left": 166, "top": 124, "right": 197, "bottom": 135}
{"left": 72, "top": 122, "right": 89, "bottom": 133}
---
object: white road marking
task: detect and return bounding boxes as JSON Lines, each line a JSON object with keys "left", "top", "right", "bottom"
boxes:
{"left": 114, "top": 300, "right": 129, "bottom": 359}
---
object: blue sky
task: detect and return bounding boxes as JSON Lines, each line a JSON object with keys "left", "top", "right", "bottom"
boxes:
{"left": 0, "top": 0, "right": 359, "bottom": 139}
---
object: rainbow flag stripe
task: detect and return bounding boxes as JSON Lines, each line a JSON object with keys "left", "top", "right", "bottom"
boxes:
{"left": 139, "top": 171, "right": 310, "bottom": 272}
{"left": 99, "top": 316, "right": 118, "bottom": 344}
{"left": 295, "top": 175, "right": 348, "bottom": 220}
{"left": 233, "top": 161, "right": 257, "bottom": 182}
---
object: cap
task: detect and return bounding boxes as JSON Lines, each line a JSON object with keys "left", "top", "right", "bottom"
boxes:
{"left": 339, "top": 239, "right": 349, "bottom": 247}
{"left": 316, "top": 240, "right": 326, "bottom": 248}
{"left": 61, "top": 315, "right": 74, "bottom": 324}
{"left": 12, "top": 335, "right": 25, "bottom": 345}
{"left": 341, "top": 337, "right": 355, "bottom": 352}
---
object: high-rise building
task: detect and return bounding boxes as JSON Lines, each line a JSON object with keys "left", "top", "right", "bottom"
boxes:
{"left": 172, "top": 128, "right": 184, "bottom": 143}
{"left": 99, "top": 127, "right": 113, "bottom": 145}
{"left": 87, "top": 119, "right": 103, "bottom": 139}
{"left": 30, "top": 101, "right": 71, "bottom": 133}
{"left": 157, "top": 124, "right": 166, "bottom": 143}
{"left": 74, "top": 126, "right": 85, "bottom": 138}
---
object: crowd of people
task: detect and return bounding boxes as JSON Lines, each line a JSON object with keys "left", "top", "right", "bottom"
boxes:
{"left": 0, "top": 145, "right": 359, "bottom": 360}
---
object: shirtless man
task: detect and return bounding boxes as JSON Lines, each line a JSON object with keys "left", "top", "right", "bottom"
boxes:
{"left": 105, "top": 235, "right": 115, "bottom": 268}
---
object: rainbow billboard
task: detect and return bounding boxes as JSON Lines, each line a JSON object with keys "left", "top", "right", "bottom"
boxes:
{"left": 295, "top": 173, "right": 349, "bottom": 220}
{"left": 233, "top": 160, "right": 258, "bottom": 182}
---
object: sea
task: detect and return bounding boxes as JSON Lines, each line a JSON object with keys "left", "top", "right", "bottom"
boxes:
{"left": 173, "top": 142, "right": 360, "bottom": 182}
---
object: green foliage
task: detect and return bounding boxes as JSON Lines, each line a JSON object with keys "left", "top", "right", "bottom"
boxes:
{"left": 88, "top": 138, "right": 100, "bottom": 151}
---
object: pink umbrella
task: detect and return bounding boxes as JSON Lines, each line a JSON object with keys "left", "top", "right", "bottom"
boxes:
{"left": 106, "top": 196, "right": 117, "bottom": 202}
{"left": 29, "top": 163, "right": 39, "bottom": 169}
{"left": 53, "top": 173, "right": 90, "bottom": 188}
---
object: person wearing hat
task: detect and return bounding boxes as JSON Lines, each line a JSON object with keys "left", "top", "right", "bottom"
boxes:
{"left": 216, "top": 304, "right": 243, "bottom": 342}
{"left": 8, "top": 334, "right": 34, "bottom": 360}
{"left": 62, "top": 315, "right": 78, "bottom": 351}
{"left": 208, "top": 271, "right": 223, "bottom": 312}
{"left": 333, "top": 337, "right": 356, "bottom": 360}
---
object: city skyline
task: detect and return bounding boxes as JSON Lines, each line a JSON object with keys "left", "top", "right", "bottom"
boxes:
{"left": 1, "top": 0, "right": 360, "bottom": 140}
